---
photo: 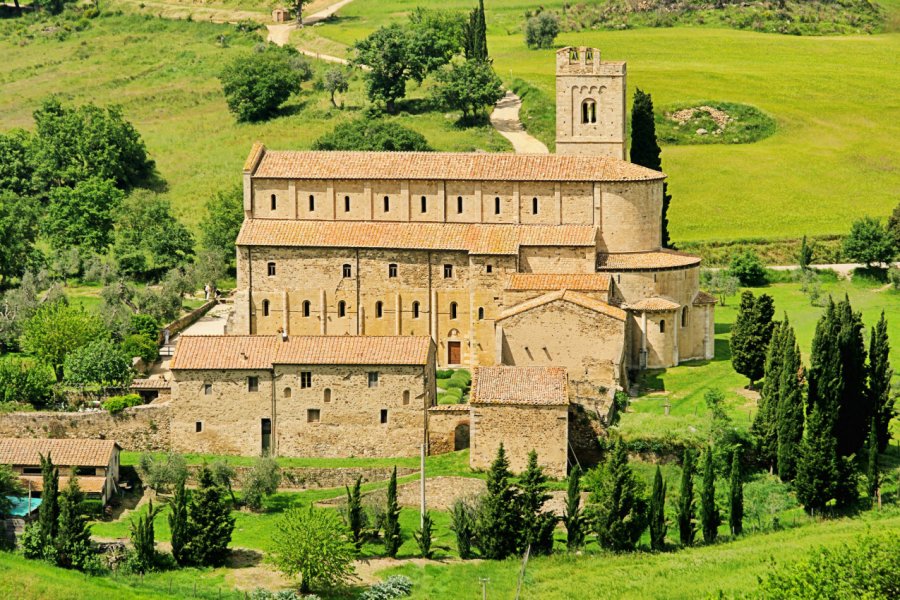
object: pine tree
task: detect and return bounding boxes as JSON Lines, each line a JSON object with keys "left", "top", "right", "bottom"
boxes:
{"left": 475, "top": 443, "right": 521, "bottom": 560}
{"left": 868, "top": 311, "right": 895, "bottom": 452}
{"left": 168, "top": 478, "right": 190, "bottom": 566}
{"left": 834, "top": 296, "right": 868, "bottom": 457}
{"left": 730, "top": 291, "right": 776, "bottom": 387}
{"left": 866, "top": 420, "right": 880, "bottom": 505}
{"left": 699, "top": 447, "right": 721, "bottom": 544}
{"left": 345, "top": 476, "right": 364, "bottom": 550}
{"left": 630, "top": 88, "right": 672, "bottom": 248}
{"left": 588, "top": 439, "right": 649, "bottom": 552}
{"left": 729, "top": 450, "right": 743, "bottom": 536}
{"left": 676, "top": 449, "right": 696, "bottom": 547}
{"left": 648, "top": 465, "right": 667, "bottom": 551}
{"left": 752, "top": 320, "right": 786, "bottom": 472}
{"left": 776, "top": 323, "right": 804, "bottom": 481}
{"left": 55, "top": 477, "right": 93, "bottom": 571}
{"left": 185, "top": 465, "right": 235, "bottom": 567}
{"left": 383, "top": 467, "right": 402, "bottom": 558}
{"left": 518, "top": 450, "right": 556, "bottom": 555}
{"left": 130, "top": 500, "right": 162, "bottom": 573}
{"left": 564, "top": 465, "right": 585, "bottom": 551}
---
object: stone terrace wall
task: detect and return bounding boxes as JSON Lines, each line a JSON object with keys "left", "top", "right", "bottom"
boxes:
{"left": 187, "top": 465, "right": 417, "bottom": 490}
{"left": 0, "top": 404, "right": 170, "bottom": 452}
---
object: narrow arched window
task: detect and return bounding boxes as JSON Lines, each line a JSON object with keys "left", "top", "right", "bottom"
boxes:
{"left": 412, "top": 301, "right": 420, "bottom": 319}
{"left": 283, "top": 387, "right": 292, "bottom": 398}
{"left": 450, "top": 302, "right": 458, "bottom": 320}
{"left": 532, "top": 197, "right": 538, "bottom": 215}
{"left": 478, "top": 307, "right": 484, "bottom": 320}
{"left": 581, "top": 99, "right": 597, "bottom": 124}
{"left": 309, "top": 194, "right": 315, "bottom": 211}
{"left": 324, "top": 388, "right": 332, "bottom": 403}
{"left": 457, "top": 196, "right": 463, "bottom": 214}
{"left": 494, "top": 197, "right": 501, "bottom": 215}
{"left": 344, "top": 196, "right": 350, "bottom": 212}
{"left": 303, "top": 300, "right": 311, "bottom": 317}
{"left": 338, "top": 301, "right": 346, "bottom": 317}
{"left": 375, "top": 301, "right": 384, "bottom": 318}
{"left": 262, "top": 300, "right": 270, "bottom": 317}
{"left": 402, "top": 390, "right": 410, "bottom": 406}
{"left": 270, "top": 194, "right": 277, "bottom": 210}
{"left": 342, "top": 264, "right": 352, "bottom": 278}
{"left": 421, "top": 196, "right": 427, "bottom": 213}
{"left": 585, "top": 48, "right": 593, "bottom": 62}
{"left": 660, "top": 320, "right": 666, "bottom": 333}
{"left": 383, "top": 196, "right": 390, "bottom": 212}
{"left": 681, "top": 307, "right": 688, "bottom": 328}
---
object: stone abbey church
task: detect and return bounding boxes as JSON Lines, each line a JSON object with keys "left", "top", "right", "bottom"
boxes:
{"left": 170, "top": 48, "right": 714, "bottom": 474}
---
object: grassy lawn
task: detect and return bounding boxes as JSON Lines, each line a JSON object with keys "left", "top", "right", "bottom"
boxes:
{"left": 312, "top": 0, "right": 900, "bottom": 243}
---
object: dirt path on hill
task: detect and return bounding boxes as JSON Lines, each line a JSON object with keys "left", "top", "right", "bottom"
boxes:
{"left": 490, "top": 90, "right": 549, "bottom": 154}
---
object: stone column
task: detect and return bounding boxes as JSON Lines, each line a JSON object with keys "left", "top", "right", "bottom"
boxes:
{"left": 395, "top": 292, "right": 401, "bottom": 336}
{"left": 513, "top": 182, "right": 521, "bottom": 224}
{"left": 288, "top": 181, "right": 297, "bottom": 219}
{"left": 320, "top": 289, "right": 327, "bottom": 335}
{"left": 282, "top": 290, "right": 289, "bottom": 335}
{"left": 430, "top": 290, "right": 438, "bottom": 343}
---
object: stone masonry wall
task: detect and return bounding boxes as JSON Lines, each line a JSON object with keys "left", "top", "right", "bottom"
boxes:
{"left": 470, "top": 403, "right": 568, "bottom": 478}
{"left": 0, "top": 404, "right": 170, "bottom": 452}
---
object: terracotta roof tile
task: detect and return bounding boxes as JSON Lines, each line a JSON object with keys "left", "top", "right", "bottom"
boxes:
{"left": 0, "top": 439, "right": 118, "bottom": 467}
{"left": 19, "top": 475, "right": 107, "bottom": 494}
{"left": 250, "top": 149, "right": 664, "bottom": 183}
{"left": 505, "top": 273, "right": 610, "bottom": 291}
{"left": 428, "top": 404, "right": 470, "bottom": 412}
{"left": 171, "top": 335, "right": 433, "bottom": 370}
{"left": 693, "top": 290, "right": 718, "bottom": 305}
{"left": 130, "top": 379, "right": 171, "bottom": 390}
{"left": 497, "top": 290, "right": 627, "bottom": 322}
{"left": 626, "top": 297, "right": 681, "bottom": 312}
{"left": 236, "top": 220, "right": 596, "bottom": 255}
{"left": 596, "top": 249, "right": 701, "bottom": 271}
{"left": 470, "top": 366, "right": 568, "bottom": 406}
{"left": 243, "top": 142, "right": 266, "bottom": 173}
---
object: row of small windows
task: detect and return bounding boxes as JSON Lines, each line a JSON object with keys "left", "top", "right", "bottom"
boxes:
{"left": 656, "top": 309, "right": 689, "bottom": 334}
{"left": 217, "top": 373, "right": 405, "bottom": 394}
{"left": 197, "top": 407, "right": 392, "bottom": 431}
{"left": 268, "top": 262, "right": 457, "bottom": 279}
{"left": 269, "top": 194, "right": 540, "bottom": 215}
{"left": 263, "top": 300, "right": 484, "bottom": 321}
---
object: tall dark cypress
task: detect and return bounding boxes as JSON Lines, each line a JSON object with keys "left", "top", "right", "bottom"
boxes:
{"left": 752, "top": 320, "right": 785, "bottom": 472}
{"left": 676, "top": 449, "right": 695, "bottom": 547}
{"left": 776, "top": 322, "right": 804, "bottom": 481}
{"left": 731, "top": 291, "right": 776, "bottom": 387}
{"left": 168, "top": 478, "right": 190, "bottom": 566}
{"left": 728, "top": 450, "right": 743, "bottom": 536}
{"left": 383, "top": 466, "right": 402, "bottom": 558}
{"left": 630, "top": 89, "right": 672, "bottom": 248}
{"left": 795, "top": 401, "right": 841, "bottom": 514}
{"left": 834, "top": 296, "right": 868, "bottom": 457}
{"left": 699, "top": 447, "right": 721, "bottom": 544}
{"left": 564, "top": 465, "right": 585, "bottom": 551}
{"left": 807, "top": 298, "right": 842, "bottom": 416}
{"left": 463, "top": 0, "right": 489, "bottom": 62}
{"left": 519, "top": 450, "right": 555, "bottom": 555}
{"left": 649, "top": 465, "right": 667, "bottom": 551}
{"left": 865, "top": 420, "right": 880, "bottom": 503}
{"left": 345, "top": 476, "right": 364, "bottom": 550}
{"left": 868, "top": 311, "right": 895, "bottom": 452}
{"left": 38, "top": 453, "right": 60, "bottom": 545}
{"left": 475, "top": 443, "right": 521, "bottom": 560}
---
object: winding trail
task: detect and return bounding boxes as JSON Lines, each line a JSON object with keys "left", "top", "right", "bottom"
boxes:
{"left": 489, "top": 90, "right": 549, "bottom": 154}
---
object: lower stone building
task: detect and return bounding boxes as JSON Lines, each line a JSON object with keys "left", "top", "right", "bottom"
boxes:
{"left": 169, "top": 335, "right": 436, "bottom": 458}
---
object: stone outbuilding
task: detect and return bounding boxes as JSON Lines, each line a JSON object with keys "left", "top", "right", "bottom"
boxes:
{"left": 0, "top": 438, "right": 121, "bottom": 505}
{"left": 468, "top": 366, "right": 569, "bottom": 478}
{"left": 169, "top": 335, "right": 437, "bottom": 458}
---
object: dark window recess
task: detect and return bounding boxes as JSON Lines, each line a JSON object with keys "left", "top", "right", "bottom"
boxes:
{"left": 532, "top": 197, "right": 538, "bottom": 214}
{"left": 74, "top": 466, "right": 95, "bottom": 476}
{"left": 342, "top": 264, "right": 352, "bottom": 278}
{"left": 300, "top": 371, "right": 312, "bottom": 388}
{"left": 421, "top": 196, "right": 427, "bottom": 212}
{"left": 262, "top": 300, "right": 270, "bottom": 317}
{"left": 303, "top": 301, "right": 311, "bottom": 317}
{"left": 494, "top": 197, "right": 501, "bottom": 215}
{"left": 23, "top": 467, "right": 41, "bottom": 475}
{"left": 478, "top": 307, "right": 484, "bottom": 320}
{"left": 486, "top": 264, "right": 493, "bottom": 273}
{"left": 344, "top": 196, "right": 351, "bottom": 212}
{"left": 324, "top": 388, "right": 332, "bottom": 403}
{"left": 338, "top": 301, "right": 346, "bottom": 317}
{"left": 380, "top": 409, "right": 388, "bottom": 424}
{"left": 402, "top": 390, "right": 410, "bottom": 405}
{"left": 270, "top": 194, "right": 277, "bottom": 210}
{"left": 267, "top": 262, "right": 276, "bottom": 276}
{"left": 443, "top": 264, "right": 453, "bottom": 278}
{"left": 412, "top": 301, "right": 420, "bottom": 319}
{"left": 384, "top": 196, "right": 390, "bottom": 212}
{"left": 261, "top": 418, "right": 272, "bottom": 455}
{"left": 375, "top": 301, "right": 384, "bottom": 318}
{"left": 195, "top": 422, "right": 203, "bottom": 433}
{"left": 450, "top": 302, "right": 458, "bottom": 319}
{"left": 368, "top": 372, "right": 379, "bottom": 388}
{"left": 307, "top": 409, "right": 320, "bottom": 423}
{"left": 457, "top": 196, "right": 463, "bottom": 213}
{"left": 309, "top": 195, "right": 315, "bottom": 211}
{"left": 203, "top": 383, "right": 212, "bottom": 395}
{"left": 388, "top": 264, "right": 398, "bottom": 278}
{"left": 660, "top": 320, "right": 666, "bottom": 333}
{"left": 248, "top": 376, "right": 259, "bottom": 392}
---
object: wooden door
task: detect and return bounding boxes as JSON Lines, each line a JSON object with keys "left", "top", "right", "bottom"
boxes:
{"left": 448, "top": 341, "right": 461, "bottom": 365}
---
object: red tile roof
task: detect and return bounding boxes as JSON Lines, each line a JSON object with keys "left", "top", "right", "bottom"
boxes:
{"left": 693, "top": 290, "right": 718, "bottom": 305}
{"left": 596, "top": 249, "right": 701, "bottom": 271}
{"left": 246, "top": 148, "right": 665, "bottom": 183}
{"left": 498, "top": 290, "right": 627, "bottom": 322}
{"left": 626, "top": 297, "right": 681, "bottom": 312}
{"left": 130, "top": 378, "right": 171, "bottom": 390}
{"left": 0, "top": 438, "right": 119, "bottom": 468}
{"left": 470, "top": 366, "right": 569, "bottom": 406}
{"left": 171, "top": 335, "right": 433, "bottom": 370}
{"left": 236, "top": 220, "right": 596, "bottom": 255}
{"left": 19, "top": 475, "right": 107, "bottom": 494}
{"left": 505, "top": 273, "right": 611, "bottom": 292}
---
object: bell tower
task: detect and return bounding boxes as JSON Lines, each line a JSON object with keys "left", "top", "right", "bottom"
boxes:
{"left": 555, "top": 47, "right": 626, "bottom": 160}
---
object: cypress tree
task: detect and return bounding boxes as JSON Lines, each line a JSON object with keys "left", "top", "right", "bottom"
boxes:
{"left": 475, "top": 443, "right": 521, "bottom": 560}
{"left": 168, "top": 478, "right": 190, "bottom": 566}
{"left": 752, "top": 320, "right": 786, "bottom": 472}
{"left": 55, "top": 477, "right": 93, "bottom": 571}
{"left": 835, "top": 296, "right": 868, "bottom": 457}
{"left": 450, "top": 498, "right": 476, "bottom": 559}
{"left": 588, "top": 439, "right": 648, "bottom": 552}
{"left": 776, "top": 322, "right": 804, "bottom": 481}
{"left": 676, "top": 449, "right": 696, "bottom": 547}
{"left": 345, "top": 475, "right": 364, "bottom": 550}
{"left": 728, "top": 450, "right": 743, "bottom": 537}
{"left": 866, "top": 420, "right": 880, "bottom": 504}
{"left": 383, "top": 467, "right": 402, "bottom": 558}
{"left": 130, "top": 500, "right": 162, "bottom": 573}
{"left": 413, "top": 511, "right": 433, "bottom": 559}
{"left": 630, "top": 89, "right": 672, "bottom": 248}
{"left": 731, "top": 291, "right": 776, "bottom": 388}
{"left": 518, "top": 450, "right": 555, "bottom": 555}
{"left": 186, "top": 465, "right": 236, "bottom": 567}
{"left": 463, "top": 0, "right": 488, "bottom": 61}
{"left": 699, "top": 447, "right": 721, "bottom": 544}
{"left": 795, "top": 401, "right": 841, "bottom": 514}
{"left": 563, "top": 465, "right": 585, "bottom": 551}
{"left": 799, "top": 235, "right": 813, "bottom": 269}
{"left": 868, "top": 311, "right": 895, "bottom": 452}
{"left": 38, "top": 452, "right": 60, "bottom": 547}
{"left": 807, "top": 298, "right": 842, "bottom": 416}
{"left": 648, "top": 465, "right": 667, "bottom": 551}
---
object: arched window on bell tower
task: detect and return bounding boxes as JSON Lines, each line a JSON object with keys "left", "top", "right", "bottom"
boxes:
{"left": 581, "top": 98, "right": 597, "bottom": 124}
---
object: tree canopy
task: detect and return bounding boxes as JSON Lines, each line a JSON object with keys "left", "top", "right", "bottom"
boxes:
{"left": 312, "top": 118, "right": 431, "bottom": 151}
{"left": 843, "top": 216, "right": 895, "bottom": 268}
{"left": 433, "top": 59, "right": 504, "bottom": 119}
{"left": 22, "top": 302, "right": 108, "bottom": 382}
{"left": 220, "top": 45, "right": 308, "bottom": 122}
{"left": 44, "top": 177, "right": 124, "bottom": 251}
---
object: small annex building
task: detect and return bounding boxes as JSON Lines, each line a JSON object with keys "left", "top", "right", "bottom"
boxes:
{"left": 467, "top": 366, "right": 569, "bottom": 478}
{"left": 169, "top": 335, "right": 437, "bottom": 458}
{"left": 0, "top": 438, "right": 121, "bottom": 505}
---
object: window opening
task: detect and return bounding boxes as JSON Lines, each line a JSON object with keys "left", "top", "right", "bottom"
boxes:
{"left": 267, "top": 262, "right": 276, "bottom": 276}
{"left": 307, "top": 409, "right": 320, "bottom": 423}
{"left": 300, "top": 372, "right": 312, "bottom": 388}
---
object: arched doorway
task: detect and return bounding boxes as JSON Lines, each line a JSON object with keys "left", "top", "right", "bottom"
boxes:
{"left": 453, "top": 422, "right": 470, "bottom": 451}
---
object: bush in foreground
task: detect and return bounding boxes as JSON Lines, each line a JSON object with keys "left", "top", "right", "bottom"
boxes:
{"left": 272, "top": 506, "right": 356, "bottom": 594}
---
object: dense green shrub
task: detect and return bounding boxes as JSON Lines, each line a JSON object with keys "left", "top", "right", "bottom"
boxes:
{"left": 727, "top": 249, "right": 768, "bottom": 286}
{"left": 524, "top": 12, "right": 559, "bottom": 49}
{"left": 432, "top": 59, "right": 504, "bottom": 119}
{"left": 312, "top": 119, "right": 431, "bottom": 152}
{"left": 0, "top": 357, "right": 55, "bottom": 408}
{"left": 435, "top": 369, "right": 454, "bottom": 379}
{"left": 102, "top": 393, "right": 143, "bottom": 414}
{"left": 122, "top": 333, "right": 158, "bottom": 364}
{"left": 220, "top": 45, "right": 309, "bottom": 122}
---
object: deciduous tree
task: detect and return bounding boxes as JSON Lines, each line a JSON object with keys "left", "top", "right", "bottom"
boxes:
{"left": 0, "top": 191, "right": 39, "bottom": 286}
{"left": 272, "top": 506, "right": 356, "bottom": 594}
{"left": 22, "top": 302, "right": 108, "bottom": 382}
{"left": 112, "top": 191, "right": 195, "bottom": 280}
{"left": 220, "top": 46, "right": 306, "bottom": 122}
{"left": 353, "top": 25, "right": 416, "bottom": 113}
{"left": 322, "top": 67, "right": 349, "bottom": 108}
{"left": 842, "top": 216, "right": 894, "bottom": 268}
{"left": 433, "top": 59, "right": 504, "bottom": 120}
{"left": 524, "top": 12, "right": 559, "bottom": 49}
{"left": 63, "top": 339, "right": 133, "bottom": 390}
{"left": 312, "top": 119, "right": 431, "bottom": 152}
{"left": 45, "top": 177, "right": 124, "bottom": 251}
{"left": 240, "top": 457, "right": 281, "bottom": 511}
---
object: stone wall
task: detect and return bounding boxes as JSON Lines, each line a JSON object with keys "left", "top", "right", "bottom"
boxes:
{"left": 470, "top": 403, "right": 568, "bottom": 478}
{"left": 0, "top": 404, "right": 170, "bottom": 452}
{"left": 427, "top": 405, "right": 470, "bottom": 455}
